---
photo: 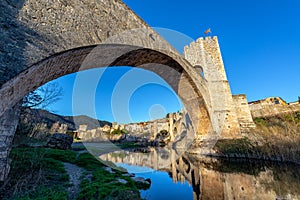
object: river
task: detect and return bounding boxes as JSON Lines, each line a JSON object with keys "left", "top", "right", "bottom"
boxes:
{"left": 98, "top": 147, "right": 300, "bottom": 200}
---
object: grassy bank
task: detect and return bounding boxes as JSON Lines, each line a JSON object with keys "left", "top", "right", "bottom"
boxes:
{"left": 0, "top": 144, "right": 146, "bottom": 200}
{"left": 213, "top": 112, "right": 300, "bottom": 163}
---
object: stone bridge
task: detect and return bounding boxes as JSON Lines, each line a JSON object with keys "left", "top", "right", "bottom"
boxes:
{"left": 0, "top": 0, "right": 255, "bottom": 180}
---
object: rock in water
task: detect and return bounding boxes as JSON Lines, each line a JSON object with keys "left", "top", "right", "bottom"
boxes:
{"left": 47, "top": 133, "right": 73, "bottom": 150}
{"left": 131, "top": 177, "right": 151, "bottom": 189}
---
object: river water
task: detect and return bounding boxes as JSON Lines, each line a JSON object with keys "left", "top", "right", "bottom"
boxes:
{"left": 99, "top": 147, "right": 300, "bottom": 200}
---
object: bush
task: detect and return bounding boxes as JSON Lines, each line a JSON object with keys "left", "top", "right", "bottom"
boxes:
{"left": 254, "top": 117, "right": 267, "bottom": 126}
{"left": 111, "top": 129, "right": 127, "bottom": 135}
{"left": 214, "top": 138, "right": 254, "bottom": 154}
{"left": 159, "top": 130, "right": 169, "bottom": 136}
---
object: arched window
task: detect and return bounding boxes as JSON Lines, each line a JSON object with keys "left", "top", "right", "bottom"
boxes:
{"left": 194, "top": 65, "right": 204, "bottom": 77}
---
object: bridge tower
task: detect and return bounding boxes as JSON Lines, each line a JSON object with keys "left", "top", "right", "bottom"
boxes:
{"left": 184, "top": 36, "right": 241, "bottom": 138}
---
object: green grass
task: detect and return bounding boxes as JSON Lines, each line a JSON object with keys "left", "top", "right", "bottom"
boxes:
{"left": 76, "top": 153, "right": 104, "bottom": 170}
{"left": 77, "top": 167, "right": 140, "bottom": 200}
{"left": 254, "top": 117, "right": 267, "bottom": 126}
{"left": 44, "top": 148, "right": 77, "bottom": 163}
{"left": 284, "top": 111, "right": 300, "bottom": 124}
{"left": 15, "top": 185, "right": 68, "bottom": 200}
{"left": 0, "top": 148, "right": 70, "bottom": 200}
{"left": 1, "top": 147, "right": 143, "bottom": 200}
{"left": 75, "top": 152, "right": 142, "bottom": 200}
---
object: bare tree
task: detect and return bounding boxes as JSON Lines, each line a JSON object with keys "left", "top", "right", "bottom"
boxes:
{"left": 22, "top": 82, "right": 63, "bottom": 109}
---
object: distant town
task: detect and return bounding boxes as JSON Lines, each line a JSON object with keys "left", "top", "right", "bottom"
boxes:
{"left": 43, "top": 96, "right": 300, "bottom": 141}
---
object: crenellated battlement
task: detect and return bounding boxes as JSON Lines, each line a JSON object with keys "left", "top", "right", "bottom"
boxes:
{"left": 184, "top": 36, "right": 226, "bottom": 81}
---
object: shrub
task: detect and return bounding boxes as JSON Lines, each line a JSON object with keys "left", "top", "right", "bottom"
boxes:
{"left": 254, "top": 117, "right": 267, "bottom": 126}
{"left": 111, "top": 129, "right": 127, "bottom": 135}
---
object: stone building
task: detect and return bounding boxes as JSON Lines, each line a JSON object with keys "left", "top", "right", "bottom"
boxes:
{"left": 249, "top": 97, "right": 287, "bottom": 107}
{"left": 49, "top": 122, "right": 68, "bottom": 134}
{"left": 249, "top": 97, "right": 300, "bottom": 118}
{"left": 121, "top": 111, "right": 184, "bottom": 139}
{"left": 76, "top": 111, "right": 185, "bottom": 141}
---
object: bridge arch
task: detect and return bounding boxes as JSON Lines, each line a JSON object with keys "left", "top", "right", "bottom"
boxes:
{"left": 0, "top": 0, "right": 216, "bottom": 139}
{"left": 0, "top": 44, "right": 212, "bottom": 136}
{"left": 0, "top": 0, "right": 228, "bottom": 180}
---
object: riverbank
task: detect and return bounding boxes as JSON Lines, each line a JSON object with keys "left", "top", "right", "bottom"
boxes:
{"left": 211, "top": 112, "right": 300, "bottom": 164}
{"left": 0, "top": 142, "right": 150, "bottom": 200}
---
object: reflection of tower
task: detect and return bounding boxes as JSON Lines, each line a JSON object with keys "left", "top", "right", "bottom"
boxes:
{"left": 169, "top": 113, "right": 174, "bottom": 141}
{"left": 184, "top": 36, "right": 240, "bottom": 137}
{"left": 191, "top": 168, "right": 201, "bottom": 200}
{"left": 170, "top": 155, "right": 201, "bottom": 200}
{"left": 171, "top": 149, "right": 178, "bottom": 183}
{"left": 153, "top": 120, "right": 158, "bottom": 138}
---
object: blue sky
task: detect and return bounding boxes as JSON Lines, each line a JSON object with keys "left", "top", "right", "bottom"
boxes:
{"left": 46, "top": 67, "right": 183, "bottom": 123}
{"left": 46, "top": 0, "right": 299, "bottom": 123}
{"left": 122, "top": 0, "right": 300, "bottom": 101}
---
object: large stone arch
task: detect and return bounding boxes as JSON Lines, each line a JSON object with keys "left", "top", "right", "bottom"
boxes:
{"left": 0, "top": 0, "right": 214, "bottom": 137}
{"left": 0, "top": 0, "right": 223, "bottom": 180}
{"left": 0, "top": 44, "right": 212, "bottom": 136}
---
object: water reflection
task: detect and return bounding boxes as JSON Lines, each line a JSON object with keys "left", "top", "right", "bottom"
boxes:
{"left": 100, "top": 148, "right": 300, "bottom": 200}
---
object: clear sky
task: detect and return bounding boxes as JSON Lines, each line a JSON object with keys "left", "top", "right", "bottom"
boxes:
{"left": 122, "top": 0, "right": 300, "bottom": 102}
{"left": 45, "top": 0, "right": 299, "bottom": 123}
{"left": 46, "top": 67, "right": 183, "bottom": 123}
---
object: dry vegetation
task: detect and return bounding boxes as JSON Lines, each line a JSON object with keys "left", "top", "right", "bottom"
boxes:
{"left": 214, "top": 111, "right": 300, "bottom": 163}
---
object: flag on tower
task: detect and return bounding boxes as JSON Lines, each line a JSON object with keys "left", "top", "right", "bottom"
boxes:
{"left": 204, "top": 28, "right": 211, "bottom": 34}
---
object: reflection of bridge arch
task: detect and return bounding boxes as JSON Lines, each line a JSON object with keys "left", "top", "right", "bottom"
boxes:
{"left": 100, "top": 148, "right": 202, "bottom": 199}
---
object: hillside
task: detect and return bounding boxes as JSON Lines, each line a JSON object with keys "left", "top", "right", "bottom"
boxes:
{"left": 20, "top": 108, "right": 112, "bottom": 131}
{"left": 213, "top": 111, "right": 300, "bottom": 163}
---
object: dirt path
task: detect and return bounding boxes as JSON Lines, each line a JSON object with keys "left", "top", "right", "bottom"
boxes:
{"left": 63, "top": 162, "right": 84, "bottom": 200}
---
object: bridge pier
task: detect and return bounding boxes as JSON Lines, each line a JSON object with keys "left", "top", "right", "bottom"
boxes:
{"left": 0, "top": 102, "right": 21, "bottom": 181}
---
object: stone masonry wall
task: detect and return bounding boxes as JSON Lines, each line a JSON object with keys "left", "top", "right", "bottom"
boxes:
{"left": 250, "top": 103, "right": 300, "bottom": 118}
{"left": 232, "top": 95, "right": 256, "bottom": 133}
{"left": 0, "top": 0, "right": 148, "bottom": 86}
{"left": 0, "top": 0, "right": 212, "bottom": 136}
{"left": 0, "top": 102, "right": 21, "bottom": 181}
